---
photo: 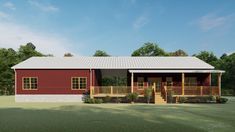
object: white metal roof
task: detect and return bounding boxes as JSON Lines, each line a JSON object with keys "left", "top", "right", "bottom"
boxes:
{"left": 11, "top": 56, "right": 214, "bottom": 70}
{"left": 129, "top": 70, "right": 225, "bottom": 73}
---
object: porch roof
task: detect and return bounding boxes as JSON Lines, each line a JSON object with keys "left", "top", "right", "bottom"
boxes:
{"left": 128, "top": 70, "right": 225, "bottom": 73}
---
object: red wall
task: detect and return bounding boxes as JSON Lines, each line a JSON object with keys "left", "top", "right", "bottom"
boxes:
{"left": 16, "top": 69, "right": 91, "bottom": 94}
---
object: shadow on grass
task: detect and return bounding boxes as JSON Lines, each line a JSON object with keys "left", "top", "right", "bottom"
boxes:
{"left": 0, "top": 104, "right": 213, "bottom": 132}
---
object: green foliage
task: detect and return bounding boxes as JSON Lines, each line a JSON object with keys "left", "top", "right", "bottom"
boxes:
{"left": 0, "top": 43, "right": 44, "bottom": 95}
{"left": 217, "top": 53, "right": 235, "bottom": 91}
{"left": 84, "top": 97, "right": 103, "bottom": 104}
{"left": 102, "top": 76, "right": 127, "bottom": 86}
{"left": 144, "top": 88, "right": 153, "bottom": 104}
{"left": 95, "top": 98, "right": 103, "bottom": 104}
{"left": 179, "top": 96, "right": 218, "bottom": 103}
{"left": 193, "top": 51, "right": 218, "bottom": 65}
{"left": 178, "top": 97, "right": 187, "bottom": 103}
{"left": 93, "top": 50, "right": 110, "bottom": 56}
{"left": 64, "top": 53, "right": 73, "bottom": 57}
{"left": 115, "top": 97, "right": 122, "bottom": 103}
{"left": 103, "top": 96, "right": 111, "bottom": 103}
{"left": 167, "top": 90, "right": 174, "bottom": 103}
{"left": 222, "top": 89, "right": 234, "bottom": 96}
{"left": 169, "top": 49, "right": 188, "bottom": 56}
{"left": 132, "top": 43, "right": 189, "bottom": 57}
{"left": 126, "top": 93, "right": 139, "bottom": 103}
{"left": 131, "top": 42, "right": 167, "bottom": 56}
{"left": 216, "top": 97, "right": 228, "bottom": 104}
{"left": 18, "top": 42, "right": 44, "bottom": 61}
{"left": 0, "top": 48, "right": 18, "bottom": 95}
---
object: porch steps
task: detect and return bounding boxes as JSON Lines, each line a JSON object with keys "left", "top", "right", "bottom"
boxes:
{"left": 154, "top": 92, "right": 166, "bottom": 104}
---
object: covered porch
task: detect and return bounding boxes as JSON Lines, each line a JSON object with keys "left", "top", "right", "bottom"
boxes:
{"left": 89, "top": 69, "right": 224, "bottom": 103}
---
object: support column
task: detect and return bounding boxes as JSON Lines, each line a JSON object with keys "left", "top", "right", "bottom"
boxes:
{"left": 209, "top": 73, "right": 212, "bottom": 86}
{"left": 90, "top": 69, "right": 93, "bottom": 98}
{"left": 218, "top": 73, "right": 222, "bottom": 96}
{"left": 182, "top": 73, "right": 185, "bottom": 95}
{"left": 90, "top": 69, "right": 92, "bottom": 87}
{"left": 131, "top": 72, "right": 134, "bottom": 93}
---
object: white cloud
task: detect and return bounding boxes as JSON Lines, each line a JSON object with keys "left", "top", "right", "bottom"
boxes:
{"left": 133, "top": 15, "right": 149, "bottom": 29}
{"left": 3, "top": 2, "right": 16, "bottom": 10}
{"left": 0, "top": 21, "right": 73, "bottom": 56}
{"left": 28, "top": 0, "right": 59, "bottom": 12}
{"left": 0, "top": 11, "right": 9, "bottom": 19}
{"left": 196, "top": 13, "right": 234, "bottom": 31}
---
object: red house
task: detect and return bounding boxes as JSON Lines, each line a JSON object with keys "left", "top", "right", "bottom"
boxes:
{"left": 12, "top": 56, "right": 224, "bottom": 103}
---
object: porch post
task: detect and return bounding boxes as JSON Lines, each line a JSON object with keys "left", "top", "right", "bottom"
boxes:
{"left": 209, "top": 73, "right": 212, "bottom": 86}
{"left": 131, "top": 72, "right": 134, "bottom": 93}
{"left": 218, "top": 72, "right": 222, "bottom": 96}
{"left": 182, "top": 73, "right": 185, "bottom": 95}
{"left": 90, "top": 69, "right": 93, "bottom": 98}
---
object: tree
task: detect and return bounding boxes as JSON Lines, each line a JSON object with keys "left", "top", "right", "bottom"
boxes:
{"left": 193, "top": 51, "right": 218, "bottom": 65}
{"left": 217, "top": 53, "right": 235, "bottom": 92}
{"left": 93, "top": 50, "right": 110, "bottom": 56}
{"left": 0, "top": 48, "right": 18, "bottom": 95}
{"left": 64, "top": 53, "right": 73, "bottom": 57}
{"left": 169, "top": 49, "right": 188, "bottom": 56}
{"left": 0, "top": 43, "right": 44, "bottom": 95}
{"left": 131, "top": 42, "right": 167, "bottom": 56}
{"left": 18, "top": 42, "right": 43, "bottom": 61}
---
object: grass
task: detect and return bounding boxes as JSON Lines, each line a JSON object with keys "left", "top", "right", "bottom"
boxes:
{"left": 0, "top": 96, "right": 235, "bottom": 132}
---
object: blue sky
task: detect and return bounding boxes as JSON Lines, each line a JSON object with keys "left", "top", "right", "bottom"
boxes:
{"left": 0, "top": 0, "right": 234, "bottom": 56}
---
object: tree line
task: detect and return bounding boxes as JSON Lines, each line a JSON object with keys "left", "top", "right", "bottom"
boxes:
{"left": 0, "top": 42, "right": 234, "bottom": 95}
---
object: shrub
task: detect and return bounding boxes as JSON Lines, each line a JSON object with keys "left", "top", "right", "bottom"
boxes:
{"left": 222, "top": 89, "right": 234, "bottom": 96}
{"left": 167, "top": 90, "right": 174, "bottom": 103}
{"left": 216, "top": 97, "right": 228, "bottom": 104}
{"left": 84, "top": 98, "right": 95, "bottom": 104}
{"left": 144, "top": 88, "right": 153, "bottom": 104}
{"left": 115, "top": 97, "right": 122, "bottom": 103}
{"left": 84, "top": 97, "right": 103, "bottom": 104}
{"left": 95, "top": 99, "right": 103, "bottom": 104}
{"left": 126, "top": 93, "right": 139, "bottom": 103}
{"left": 178, "top": 97, "right": 187, "bottom": 103}
{"left": 208, "top": 96, "right": 216, "bottom": 102}
{"left": 82, "top": 91, "right": 90, "bottom": 102}
{"left": 103, "top": 96, "right": 111, "bottom": 103}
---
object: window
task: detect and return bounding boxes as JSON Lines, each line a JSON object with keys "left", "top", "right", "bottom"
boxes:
{"left": 185, "top": 77, "right": 197, "bottom": 86}
{"left": 22, "top": 77, "right": 38, "bottom": 90}
{"left": 72, "top": 77, "right": 87, "bottom": 90}
{"left": 137, "top": 77, "right": 144, "bottom": 89}
{"left": 166, "top": 77, "right": 173, "bottom": 86}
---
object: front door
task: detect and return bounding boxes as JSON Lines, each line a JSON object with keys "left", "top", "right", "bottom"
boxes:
{"left": 148, "top": 77, "right": 162, "bottom": 92}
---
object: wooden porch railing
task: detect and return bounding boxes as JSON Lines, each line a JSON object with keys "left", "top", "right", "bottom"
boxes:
{"left": 90, "top": 85, "right": 220, "bottom": 98}
{"left": 166, "top": 86, "right": 219, "bottom": 96}
{"left": 92, "top": 86, "right": 131, "bottom": 95}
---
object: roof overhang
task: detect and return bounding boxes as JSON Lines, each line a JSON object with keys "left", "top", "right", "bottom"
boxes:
{"left": 129, "top": 70, "right": 225, "bottom": 73}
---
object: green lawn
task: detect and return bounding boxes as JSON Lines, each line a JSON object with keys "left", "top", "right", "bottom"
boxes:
{"left": 0, "top": 96, "right": 235, "bottom": 132}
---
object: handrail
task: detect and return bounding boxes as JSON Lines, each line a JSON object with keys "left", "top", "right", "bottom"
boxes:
{"left": 165, "top": 85, "right": 219, "bottom": 96}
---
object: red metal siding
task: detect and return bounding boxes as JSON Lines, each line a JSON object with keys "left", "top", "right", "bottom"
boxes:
{"left": 16, "top": 69, "right": 90, "bottom": 94}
